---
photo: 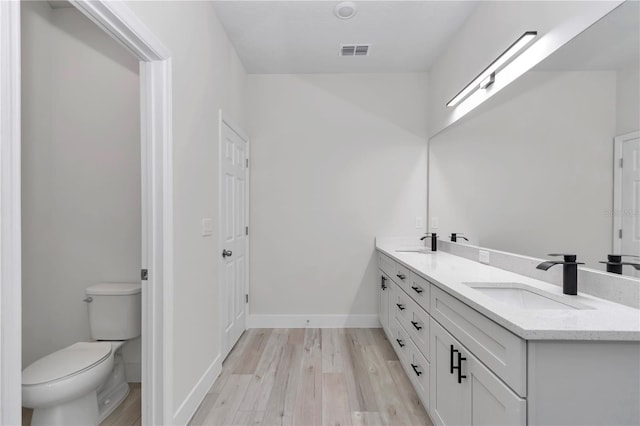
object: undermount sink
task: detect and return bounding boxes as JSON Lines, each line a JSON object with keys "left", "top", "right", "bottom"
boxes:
{"left": 463, "top": 282, "right": 593, "bottom": 310}
{"left": 395, "top": 247, "right": 430, "bottom": 254}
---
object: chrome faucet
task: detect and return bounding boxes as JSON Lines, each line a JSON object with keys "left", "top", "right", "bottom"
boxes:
{"left": 599, "top": 254, "right": 640, "bottom": 275}
{"left": 536, "top": 254, "right": 584, "bottom": 295}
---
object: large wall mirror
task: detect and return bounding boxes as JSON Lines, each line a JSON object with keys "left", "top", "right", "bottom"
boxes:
{"left": 429, "top": 1, "right": 639, "bottom": 277}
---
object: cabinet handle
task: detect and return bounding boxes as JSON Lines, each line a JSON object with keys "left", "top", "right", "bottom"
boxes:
{"left": 411, "top": 286, "right": 424, "bottom": 294}
{"left": 381, "top": 276, "right": 387, "bottom": 290}
{"left": 396, "top": 274, "right": 406, "bottom": 280}
{"left": 396, "top": 303, "right": 405, "bottom": 311}
{"left": 396, "top": 338, "right": 405, "bottom": 348}
{"left": 411, "top": 363, "right": 422, "bottom": 376}
{"left": 456, "top": 352, "right": 467, "bottom": 384}
{"left": 411, "top": 320, "right": 423, "bottom": 331}
{"left": 450, "top": 345, "right": 457, "bottom": 374}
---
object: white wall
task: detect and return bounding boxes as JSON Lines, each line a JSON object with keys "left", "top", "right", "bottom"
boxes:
{"left": 429, "top": 71, "right": 616, "bottom": 270}
{"left": 617, "top": 61, "right": 640, "bottom": 135}
{"left": 248, "top": 74, "right": 428, "bottom": 320}
{"left": 21, "top": 2, "right": 141, "bottom": 379}
{"left": 123, "top": 1, "right": 248, "bottom": 418}
{"left": 428, "top": 1, "right": 622, "bottom": 137}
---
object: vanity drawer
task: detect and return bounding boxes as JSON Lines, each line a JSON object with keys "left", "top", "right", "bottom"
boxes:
{"left": 391, "top": 317, "right": 411, "bottom": 362}
{"left": 378, "top": 251, "right": 396, "bottom": 277}
{"left": 431, "top": 286, "right": 527, "bottom": 397}
{"left": 407, "top": 273, "right": 430, "bottom": 313}
{"left": 404, "top": 330, "right": 431, "bottom": 412}
{"left": 398, "top": 294, "right": 431, "bottom": 361}
{"left": 393, "top": 263, "right": 412, "bottom": 288}
{"left": 391, "top": 283, "right": 411, "bottom": 323}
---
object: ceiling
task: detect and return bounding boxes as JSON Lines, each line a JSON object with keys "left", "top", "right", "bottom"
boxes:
{"left": 535, "top": 0, "right": 639, "bottom": 71}
{"left": 212, "top": 1, "right": 477, "bottom": 74}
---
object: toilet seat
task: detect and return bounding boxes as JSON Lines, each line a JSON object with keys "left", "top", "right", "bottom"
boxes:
{"left": 23, "top": 342, "right": 112, "bottom": 386}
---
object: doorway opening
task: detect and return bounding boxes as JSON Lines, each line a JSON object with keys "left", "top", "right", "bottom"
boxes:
{"left": 613, "top": 131, "right": 640, "bottom": 278}
{"left": 1, "top": 1, "right": 172, "bottom": 424}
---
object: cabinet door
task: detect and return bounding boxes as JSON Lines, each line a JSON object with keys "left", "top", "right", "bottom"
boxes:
{"left": 378, "top": 272, "right": 390, "bottom": 333}
{"left": 468, "top": 355, "right": 526, "bottom": 426}
{"left": 431, "top": 319, "right": 526, "bottom": 426}
{"left": 430, "top": 319, "right": 470, "bottom": 426}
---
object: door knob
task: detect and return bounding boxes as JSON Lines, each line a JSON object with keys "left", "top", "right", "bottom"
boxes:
{"left": 222, "top": 249, "right": 233, "bottom": 258}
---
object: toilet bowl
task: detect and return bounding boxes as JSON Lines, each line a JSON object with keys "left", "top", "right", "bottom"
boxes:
{"left": 22, "top": 283, "right": 141, "bottom": 426}
{"left": 22, "top": 342, "right": 114, "bottom": 426}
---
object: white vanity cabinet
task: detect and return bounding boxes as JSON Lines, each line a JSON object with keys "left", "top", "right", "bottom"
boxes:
{"left": 430, "top": 319, "right": 526, "bottom": 426}
{"left": 378, "top": 271, "right": 390, "bottom": 336}
{"left": 376, "top": 247, "right": 640, "bottom": 426}
{"left": 377, "top": 249, "right": 526, "bottom": 426}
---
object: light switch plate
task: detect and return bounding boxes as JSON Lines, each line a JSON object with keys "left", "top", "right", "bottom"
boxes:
{"left": 201, "top": 218, "right": 213, "bottom": 237}
{"left": 479, "top": 250, "right": 490, "bottom": 264}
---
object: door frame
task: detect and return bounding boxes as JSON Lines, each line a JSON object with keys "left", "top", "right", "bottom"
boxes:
{"left": 612, "top": 130, "right": 640, "bottom": 253}
{"left": 0, "top": 1, "right": 174, "bottom": 424}
{"left": 218, "top": 110, "right": 250, "bottom": 359}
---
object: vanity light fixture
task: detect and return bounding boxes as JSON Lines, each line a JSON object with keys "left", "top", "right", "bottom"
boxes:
{"left": 447, "top": 31, "right": 538, "bottom": 108}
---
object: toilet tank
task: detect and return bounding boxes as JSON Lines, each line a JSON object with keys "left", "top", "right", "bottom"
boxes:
{"left": 85, "top": 283, "right": 141, "bottom": 340}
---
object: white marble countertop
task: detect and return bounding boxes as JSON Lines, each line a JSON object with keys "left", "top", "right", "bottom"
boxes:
{"left": 377, "top": 240, "right": 640, "bottom": 341}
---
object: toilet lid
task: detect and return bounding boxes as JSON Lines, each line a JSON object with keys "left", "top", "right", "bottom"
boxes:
{"left": 22, "top": 342, "right": 112, "bottom": 386}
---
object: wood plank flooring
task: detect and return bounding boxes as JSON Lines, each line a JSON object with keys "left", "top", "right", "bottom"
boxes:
{"left": 22, "top": 383, "right": 141, "bottom": 426}
{"left": 190, "top": 328, "right": 434, "bottom": 426}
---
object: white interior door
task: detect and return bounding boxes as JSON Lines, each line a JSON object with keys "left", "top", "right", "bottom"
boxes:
{"left": 220, "top": 116, "right": 249, "bottom": 359}
{"left": 621, "top": 136, "right": 640, "bottom": 277}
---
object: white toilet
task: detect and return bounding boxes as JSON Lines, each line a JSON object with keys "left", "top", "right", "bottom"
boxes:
{"left": 22, "top": 283, "right": 141, "bottom": 426}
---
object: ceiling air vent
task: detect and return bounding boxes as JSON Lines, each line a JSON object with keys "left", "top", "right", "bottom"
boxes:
{"left": 340, "top": 44, "right": 370, "bottom": 57}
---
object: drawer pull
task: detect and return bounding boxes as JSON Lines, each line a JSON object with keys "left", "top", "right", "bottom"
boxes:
{"left": 396, "top": 274, "right": 406, "bottom": 280}
{"left": 381, "top": 276, "right": 387, "bottom": 290}
{"left": 396, "top": 338, "right": 405, "bottom": 348}
{"left": 396, "top": 303, "right": 405, "bottom": 311}
{"left": 452, "top": 350, "right": 467, "bottom": 384}
{"left": 411, "top": 286, "right": 424, "bottom": 294}
{"left": 411, "top": 363, "right": 423, "bottom": 376}
{"left": 450, "top": 345, "right": 457, "bottom": 374}
{"left": 411, "top": 320, "right": 423, "bottom": 331}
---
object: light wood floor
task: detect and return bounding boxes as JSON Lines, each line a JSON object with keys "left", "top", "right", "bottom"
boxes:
{"left": 189, "top": 328, "right": 434, "bottom": 426}
{"left": 22, "top": 382, "right": 141, "bottom": 426}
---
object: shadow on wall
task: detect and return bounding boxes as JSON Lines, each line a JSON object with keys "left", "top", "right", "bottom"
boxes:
{"left": 296, "top": 73, "right": 429, "bottom": 140}
{"left": 348, "top": 248, "right": 382, "bottom": 322}
{"left": 48, "top": 6, "right": 139, "bottom": 74}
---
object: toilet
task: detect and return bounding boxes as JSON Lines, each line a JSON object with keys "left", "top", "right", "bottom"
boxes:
{"left": 22, "top": 283, "right": 141, "bottom": 426}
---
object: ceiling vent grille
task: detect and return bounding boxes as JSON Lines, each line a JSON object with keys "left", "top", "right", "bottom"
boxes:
{"left": 340, "top": 44, "right": 370, "bottom": 57}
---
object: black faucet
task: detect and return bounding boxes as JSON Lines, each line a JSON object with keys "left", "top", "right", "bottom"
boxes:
{"left": 599, "top": 254, "right": 640, "bottom": 275}
{"left": 536, "top": 254, "right": 584, "bottom": 295}
{"left": 450, "top": 233, "right": 468, "bottom": 243}
{"left": 420, "top": 233, "right": 438, "bottom": 251}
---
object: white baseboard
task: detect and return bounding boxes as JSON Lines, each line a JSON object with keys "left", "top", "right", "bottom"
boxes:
{"left": 247, "top": 314, "right": 380, "bottom": 329}
{"left": 173, "top": 354, "right": 221, "bottom": 425}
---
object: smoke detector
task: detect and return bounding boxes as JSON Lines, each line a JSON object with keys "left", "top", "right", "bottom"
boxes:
{"left": 340, "top": 44, "right": 370, "bottom": 56}
{"left": 334, "top": 2, "right": 357, "bottom": 20}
